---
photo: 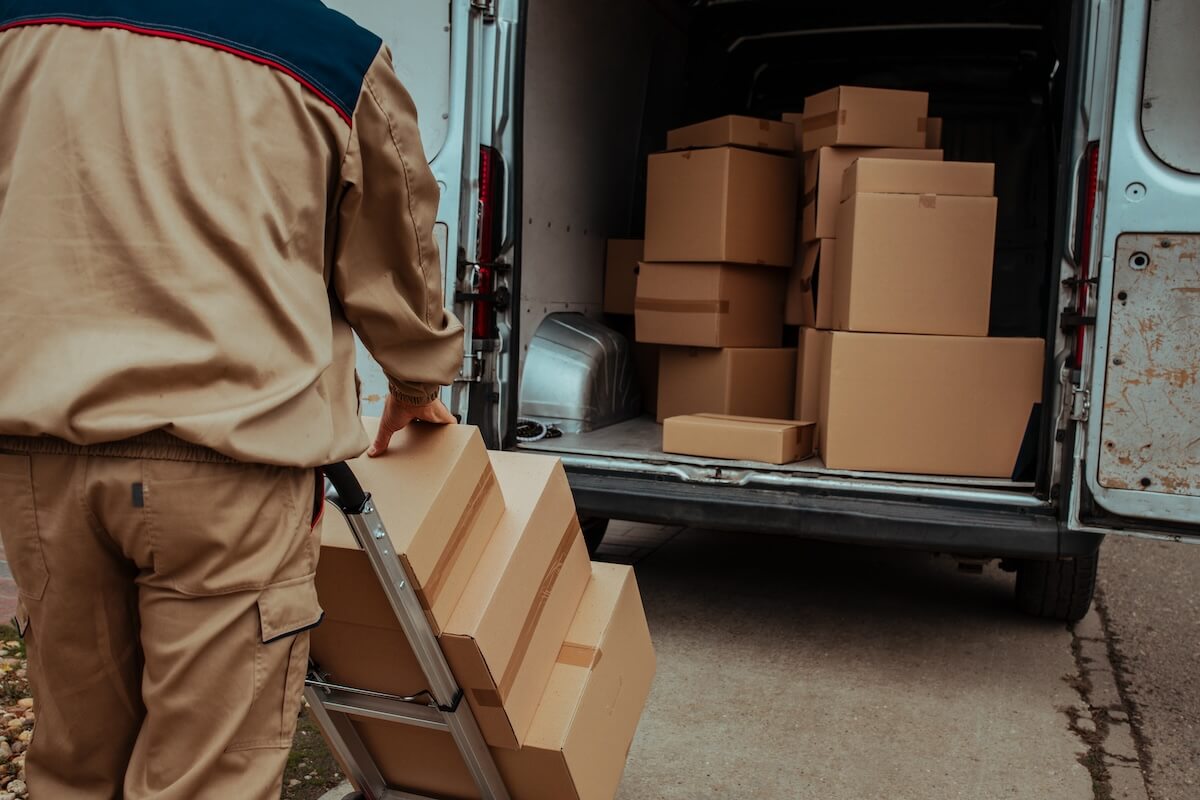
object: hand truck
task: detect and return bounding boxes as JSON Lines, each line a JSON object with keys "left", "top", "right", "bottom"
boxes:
{"left": 305, "top": 462, "right": 511, "bottom": 800}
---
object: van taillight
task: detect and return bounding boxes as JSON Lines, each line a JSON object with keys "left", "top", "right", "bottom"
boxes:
{"left": 473, "top": 145, "right": 504, "bottom": 339}
{"left": 1072, "top": 142, "right": 1100, "bottom": 368}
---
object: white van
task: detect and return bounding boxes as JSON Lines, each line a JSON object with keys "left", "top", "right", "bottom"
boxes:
{"left": 328, "top": 0, "right": 1199, "bottom": 621}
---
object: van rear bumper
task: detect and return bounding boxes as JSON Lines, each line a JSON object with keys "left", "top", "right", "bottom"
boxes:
{"left": 565, "top": 468, "right": 1100, "bottom": 561}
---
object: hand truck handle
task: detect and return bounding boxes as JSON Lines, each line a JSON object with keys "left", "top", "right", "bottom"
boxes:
{"left": 323, "top": 462, "right": 370, "bottom": 515}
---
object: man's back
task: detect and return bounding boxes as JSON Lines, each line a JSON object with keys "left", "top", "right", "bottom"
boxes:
{"left": 0, "top": 0, "right": 463, "bottom": 466}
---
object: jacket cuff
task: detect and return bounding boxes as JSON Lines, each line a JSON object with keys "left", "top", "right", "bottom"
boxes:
{"left": 387, "top": 380, "right": 440, "bottom": 406}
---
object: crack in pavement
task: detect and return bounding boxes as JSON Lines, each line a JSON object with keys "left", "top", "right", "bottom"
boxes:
{"left": 1066, "top": 599, "right": 1153, "bottom": 800}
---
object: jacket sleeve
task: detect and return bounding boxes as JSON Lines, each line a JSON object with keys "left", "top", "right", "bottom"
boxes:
{"left": 332, "top": 46, "right": 464, "bottom": 405}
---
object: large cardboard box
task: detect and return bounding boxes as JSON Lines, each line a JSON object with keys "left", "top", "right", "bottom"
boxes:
{"left": 441, "top": 451, "right": 591, "bottom": 749}
{"left": 841, "top": 157, "right": 993, "bottom": 200}
{"left": 834, "top": 163, "right": 998, "bottom": 337}
{"left": 802, "top": 146, "right": 943, "bottom": 242}
{"left": 636, "top": 262, "right": 784, "bottom": 348}
{"left": 925, "top": 117, "right": 944, "bottom": 148}
{"left": 316, "top": 421, "right": 504, "bottom": 637}
{"left": 802, "top": 85, "right": 929, "bottom": 151}
{"left": 657, "top": 347, "right": 796, "bottom": 423}
{"left": 603, "top": 239, "right": 643, "bottom": 315}
{"left": 663, "top": 413, "right": 815, "bottom": 464}
{"left": 794, "top": 327, "right": 830, "bottom": 426}
{"left": 785, "top": 240, "right": 836, "bottom": 328}
{"left": 345, "top": 563, "right": 656, "bottom": 800}
{"left": 818, "top": 332, "right": 1044, "bottom": 477}
{"left": 645, "top": 147, "right": 797, "bottom": 266}
{"left": 667, "top": 114, "right": 795, "bottom": 154}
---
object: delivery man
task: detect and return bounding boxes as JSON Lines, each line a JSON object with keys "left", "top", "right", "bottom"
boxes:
{"left": 0, "top": 2, "right": 463, "bottom": 797}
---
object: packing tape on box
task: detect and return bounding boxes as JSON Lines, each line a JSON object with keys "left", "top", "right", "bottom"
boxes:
{"left": 802, "top": 109, "right": 846, "bottom": 132}
{"left": 634, "top": 298, "right": 731, "bottom": 314}
{"left": 557, "top": 642, "right": 601, "bottom": 669}
{"left": 420, "top": 469, "right": 497, "bottom": 608}
{"left": 497, "top": 517, "right": 583, "bottom": 699}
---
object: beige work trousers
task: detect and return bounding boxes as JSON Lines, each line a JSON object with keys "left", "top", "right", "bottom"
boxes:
{"left": 0, "top": 446, "right": 323, "bottom": 799}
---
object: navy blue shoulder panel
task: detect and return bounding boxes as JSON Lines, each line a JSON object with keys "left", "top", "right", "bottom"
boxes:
{"left": 0, "top": 0, "right": 383, "bottom": 123}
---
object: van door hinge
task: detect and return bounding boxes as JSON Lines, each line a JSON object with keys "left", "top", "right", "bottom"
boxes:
{"left": 1069, "top": 387, "right": 1091, "bottom": 421}
{"left": 470, "top": 0, "right": 496, "bottom": 19}
{"left": 459, "top": 353, "right": 484, "bottom": 383}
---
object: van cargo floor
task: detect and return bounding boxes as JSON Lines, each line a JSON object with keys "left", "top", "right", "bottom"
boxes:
{"left": 516, "top": 416, "right": 1033, "bottom": 491}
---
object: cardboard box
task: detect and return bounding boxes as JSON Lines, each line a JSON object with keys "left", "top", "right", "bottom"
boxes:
{"left": 645, "top": 147, "right": 797, "bottom": 266}
{"left": 657, "top": 347, "right": 796, "bottom": 423}
{"left": 818, "top": 332, "right": 1044, "bottom": 477}
{"left": 926, "top": 117, "right": 943, "bottom": 149}
{"left": 802, "top": 85, "right": 929, "bottom": 151}
{"left": 666, "top": 115, "right": 795, "bottom": 154}
{"left": 802, "top": 146, "right": 943, "bottom": 242}
{"left": 603, "top": 239, "right": 643, "bottom": 315}
{"left": 636, "top": 262, "right": 784, "bottom": 348}
{"left": 316, "top": 420, "right": 504, "bottom": 637}
{"left": 344, "top": 563, "right": 656, "bottom": 800}
{"left": 663, "top": 413, "right": 815, "bottom": 464}
{"left": 834, "top": 189, "right": 997, "bottom": 336}
{"left": 633, "top": 342, "right": 660, "bottom": 416}
{"left": 785, "top": 240, "right": 836, "bottom": 328}
{"left": 794, "top": 327, "right": 830, "bottom": 426}
{"left": 841, "top": 157, "right": 994, "bottom": 200}
{"left": 781, "top": 112, "right": 804, "bottom": 151}
{"left": 441, "top": 451, "right": 591, "bottom": 749}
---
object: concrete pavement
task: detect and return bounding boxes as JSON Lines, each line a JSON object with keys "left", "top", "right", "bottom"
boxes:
{"left": 604, "top": 524, "right": 1095, "bottom": 800}
{"left": 1096, "top": 536, "right": 1200, "bottom": 800}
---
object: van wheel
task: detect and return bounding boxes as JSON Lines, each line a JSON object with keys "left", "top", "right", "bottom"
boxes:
{"left": 580, "top": 516, "right": 610, "bottom": 557}
{"left": 1014, "top": 552, "right": 1099, "bottom": 623}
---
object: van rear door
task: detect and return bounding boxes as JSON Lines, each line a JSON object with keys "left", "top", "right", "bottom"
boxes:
{"left": 1069, "top": 0, "right": 1200, "bottom": 539}
{"left": 324, "top": 0, "right": 514, "bottom": 440}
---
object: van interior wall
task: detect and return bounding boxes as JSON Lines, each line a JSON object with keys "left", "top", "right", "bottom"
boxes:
{"left": 519, "top": 0, "right": 1073, "bottom": 354}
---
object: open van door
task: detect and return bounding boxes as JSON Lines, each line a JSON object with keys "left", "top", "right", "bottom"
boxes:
{"left": 1067, "top": 0, "right": 1200, "bottom": 540}
{"left": 325, "top": 0, "right": 521, "bottom": 447}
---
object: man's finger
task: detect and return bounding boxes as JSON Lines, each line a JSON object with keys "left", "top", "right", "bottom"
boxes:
{"left": 367, "top": 420, "right": 398, "bottom": 458}
{"left": 420, "top": 401, "right": 456, "bottom": 424}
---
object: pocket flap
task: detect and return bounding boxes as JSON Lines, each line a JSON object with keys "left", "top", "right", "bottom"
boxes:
{"left": 258, "top": 576, "right": 323, "bottom": 643}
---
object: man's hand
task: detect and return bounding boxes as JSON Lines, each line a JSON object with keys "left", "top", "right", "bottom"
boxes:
{"left": 367, "top": 395, "right": 456, "bottom": 457}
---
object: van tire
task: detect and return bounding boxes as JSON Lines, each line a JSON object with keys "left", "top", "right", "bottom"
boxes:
{"left": 1014, "top": 552, "right": 1099, "bottom": 623}
{"left": 581, "top": 516, "right": 609, "bottom": 557}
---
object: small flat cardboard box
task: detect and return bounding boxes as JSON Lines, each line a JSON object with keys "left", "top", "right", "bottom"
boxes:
{"left": 645, "top": 147, "right": 797, "bottom": 267}
{"left": 316, "top": 420, "right": 504, "bottom": 637}
{"left": 636, "top": 262, "right": 784, "bottom": 348}
{"left": 657, "top": 347, "right": 796, "bottom": 423}
{"left": 841, "top": 157, "right": 994, "bottom": 201}
{"left": 667, "top": 114, "right": 795, "bottom": 154}
{"left": 441, "top": 451, "right": 591, "bottom": 749}
{"left": 785, "top": 240, "right": 836, "bottom": 328}
{"left": 603, "top": 239, "right": 643, "bottom": 315}
{"left": 802, "top": 146, "right": 943, "bottom": 242}
{"left": 663, "top": 413, "right": 815, "bottom": 464}
{"left": 345, "top": 563, "right": 656, "bottom": 800}
{"left": 926, "top": 117, "right": 943, "bottom": 148}
{"left": 794, "top": 327, "right": 831, "bottom": 427}
{"left": 834, "top": 191, "right": 997, "bottom": 336}
{"left": 633, "top": 342, "right": 660, "bottom": 416}
{"left": 802, "top": 85, "right": 929, "bottom": 151}
{"left": 818, "top": 332, "right": 1044, "bottom": 477}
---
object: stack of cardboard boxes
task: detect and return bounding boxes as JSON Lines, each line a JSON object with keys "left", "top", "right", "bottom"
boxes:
{"left": 312, "top": 420, "right": 655, "bottom": 799}
{"left": 787, "top": 87, "right": 1044, "bottom": 478}
{"left": 634, "top": 115, "right": 800, "bottom": 422}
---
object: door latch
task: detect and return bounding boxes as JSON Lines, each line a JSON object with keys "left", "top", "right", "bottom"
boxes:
{"left": 459, "top": 353, "right": 484, "bottom": 383}
{"left": 470, "top": 0, "right": 496, "bottom": 19}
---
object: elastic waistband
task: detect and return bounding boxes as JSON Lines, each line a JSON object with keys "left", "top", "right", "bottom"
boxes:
{"left": 0, "top": 431, "right": 238, "bottom": 464}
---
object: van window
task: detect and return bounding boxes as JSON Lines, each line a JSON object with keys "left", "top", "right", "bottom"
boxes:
{"left": 1141, "top": 0, "right": 1200, "bottom": 174}
{"left": 323, "top": 0, "right": 451, "bottom": 162}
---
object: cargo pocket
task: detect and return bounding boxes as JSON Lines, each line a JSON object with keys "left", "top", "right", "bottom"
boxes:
{"left": 226, "top": 576, "right": 324, "bottom": 752}
{"left": 0, "top": 455, "right": 48, "bottom": 601}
